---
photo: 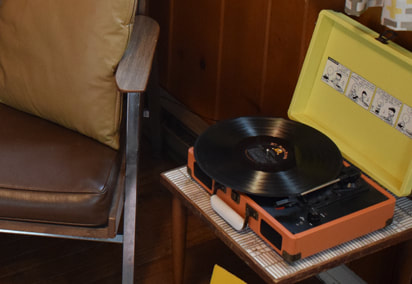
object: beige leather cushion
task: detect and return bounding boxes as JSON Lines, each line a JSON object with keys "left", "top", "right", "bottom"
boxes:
{"left": 0, "top": 0, "right": 137, "bottom": 149}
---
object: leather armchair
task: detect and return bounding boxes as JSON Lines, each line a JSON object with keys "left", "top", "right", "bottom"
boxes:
{"left": 0, "top": 1, "right": 159, "bottom": 283}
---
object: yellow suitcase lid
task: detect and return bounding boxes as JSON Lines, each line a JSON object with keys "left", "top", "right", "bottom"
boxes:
{"left": 289, "top": 10, "right": 412, "bottom": 197}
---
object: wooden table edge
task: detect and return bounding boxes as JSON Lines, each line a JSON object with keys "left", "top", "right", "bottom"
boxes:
{"left": 160, "top": 169, "right": 412, "bottom": 283}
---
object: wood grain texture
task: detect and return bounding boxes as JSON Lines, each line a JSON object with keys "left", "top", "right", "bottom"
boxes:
{"left": 216, "top": 0, "right": 270, "bottom": 118}
{"left": 166, "top": 0, "right": 222, "bottom": 121}
{"left": 116, "top": 16, "right": 160, "bottom": 92}
{"left": 150, "top": 0, "right": 412, "bottom": 121}
{"left": 144, "top": 0, "right": 171, "bottom": 87}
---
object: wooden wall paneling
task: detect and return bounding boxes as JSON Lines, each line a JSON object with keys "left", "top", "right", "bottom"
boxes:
{"left": 299, "top": 0, "right": 344, "bottom": 61}
{"left": 149, "top": 0, "right": 412, "bottom": 124}
{"left": 260, "top": 0, "right": 307, "bottom": 118}
{"left": 216, "top": 0, "right": 271, "bottom": 120}
{"left": 167, "top": 0, "right": 222, "bottom": 122}
{"left": 261, "top": 0, "right": 345, "bottom": 119}
{"left": 147, "top": 0, "right": 171, "bottom": 85}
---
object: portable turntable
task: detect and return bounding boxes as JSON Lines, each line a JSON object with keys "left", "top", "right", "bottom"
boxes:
{"left": 187, "top": 10, "right": 412, "bottom": 262}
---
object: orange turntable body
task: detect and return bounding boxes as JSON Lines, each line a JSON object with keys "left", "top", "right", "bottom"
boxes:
{"left": 186, "top": 10, "right": 411, "bottom": 262}
{"left": 188, "top": 148, "right": 395, "bottom": 261}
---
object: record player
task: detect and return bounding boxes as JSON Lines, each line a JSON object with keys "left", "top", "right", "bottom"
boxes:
{"left": 187, "top": 10, "right": 412, "bottom": 262}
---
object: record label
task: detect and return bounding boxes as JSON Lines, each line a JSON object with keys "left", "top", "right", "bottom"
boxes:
{"left": 238, "top": 136, "right": 295, "bottom": 172}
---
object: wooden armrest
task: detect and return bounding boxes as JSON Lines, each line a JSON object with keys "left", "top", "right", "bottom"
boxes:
{"left": 116, "top": 15, "right": 159, "bottom": 92}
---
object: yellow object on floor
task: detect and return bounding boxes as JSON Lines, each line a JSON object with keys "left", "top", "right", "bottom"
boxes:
{"left": 210, "top": 264, "right": 246, "bottom": 284}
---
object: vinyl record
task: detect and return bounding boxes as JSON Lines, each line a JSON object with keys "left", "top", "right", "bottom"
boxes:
{"left": 194, "top": 117, "right": 343, "bottom": 197}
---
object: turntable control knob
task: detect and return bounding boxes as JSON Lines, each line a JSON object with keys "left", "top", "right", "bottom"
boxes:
{"left": 307, "top": 209, "right": 321, "bottom": 224}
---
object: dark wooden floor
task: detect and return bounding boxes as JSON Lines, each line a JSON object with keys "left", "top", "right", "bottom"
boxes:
{"left": 0, "top": 123, "right": 406, "bottom": 283}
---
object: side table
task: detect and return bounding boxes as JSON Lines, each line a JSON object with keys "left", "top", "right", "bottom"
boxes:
{"left": 160, "top": 166, "right": 412, "bottom": 284}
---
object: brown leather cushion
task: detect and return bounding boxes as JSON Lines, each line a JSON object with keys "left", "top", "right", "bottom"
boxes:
{"left": 0, "top": 0, "right": 137, "bottom": 149}
{"left": 0, "top": 103, "right": 121, "bottom": 226}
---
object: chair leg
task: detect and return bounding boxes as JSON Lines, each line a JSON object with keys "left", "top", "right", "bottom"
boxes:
{"left": 123, "top": 198, "right": 137, "bottom": 284}
{"left": 122, "top": 180, "right": 138, "bottom": 284}
{"left": 122, "top": 92, "right": 143, "bottom": 283}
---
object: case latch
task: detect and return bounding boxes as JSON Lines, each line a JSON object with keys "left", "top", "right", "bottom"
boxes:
{"left": 375, "top": 30, "right": 397, "bottom": 44}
